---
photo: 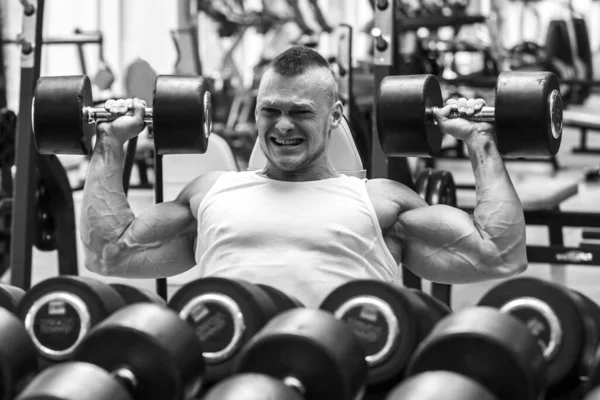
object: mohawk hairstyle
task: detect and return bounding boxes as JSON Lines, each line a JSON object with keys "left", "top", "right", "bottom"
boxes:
{"left": 270, "top": 46, "right": 332, "bottom": 76}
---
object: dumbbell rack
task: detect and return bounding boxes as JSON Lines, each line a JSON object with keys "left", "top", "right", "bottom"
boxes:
{"left": 6, "top": 0, "right": 79, "bottom": 290}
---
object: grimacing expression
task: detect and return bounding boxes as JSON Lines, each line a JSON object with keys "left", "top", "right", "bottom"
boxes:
{"left": 255, "top": 68, "right": 338, "bottom": 172}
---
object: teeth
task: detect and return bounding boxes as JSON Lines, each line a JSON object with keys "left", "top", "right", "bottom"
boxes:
{"left": 273, "top": 138, "right": 302, "bottom": 145}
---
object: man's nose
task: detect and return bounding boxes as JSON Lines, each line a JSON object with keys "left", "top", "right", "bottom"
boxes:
{"left": 275, "top": 115, "right": 294, "bottom": 133}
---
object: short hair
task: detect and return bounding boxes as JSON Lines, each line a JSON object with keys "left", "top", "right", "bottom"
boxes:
{"left": 270, "top": 46, "right": 331, "bottom": 76}
{"left": 267, "top": 46, "right": 337, "bottom": 105}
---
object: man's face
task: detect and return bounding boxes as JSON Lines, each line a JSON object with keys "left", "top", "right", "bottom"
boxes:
{"left": 255, "top": 68, "right": 340, "bottom": 173}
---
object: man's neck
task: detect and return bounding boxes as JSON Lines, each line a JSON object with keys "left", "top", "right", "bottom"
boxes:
{"left": 259, "top": 164, "right": 340, "bottom": 182}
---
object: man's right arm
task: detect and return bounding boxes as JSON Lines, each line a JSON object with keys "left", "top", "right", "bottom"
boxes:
{"left": 79, "top": 98, "right": 223, "bottom": 278}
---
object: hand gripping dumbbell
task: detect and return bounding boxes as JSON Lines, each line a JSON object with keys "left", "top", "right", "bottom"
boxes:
{"left": 376, "top": 71, "right": 563, "bottom": 158}
{"left": 203, "top": 308, "right": 367, "bottom": 400}
{"left": 32, "top": 74, "right": 212, "bottom": 155}
{"left": 15, "top": 303, "right": 205, "bottom": 400}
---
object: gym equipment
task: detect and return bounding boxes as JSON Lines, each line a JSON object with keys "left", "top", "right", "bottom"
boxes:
{"left": 167, "top": 277, "right": 278, "bottom": 383}
{"left": 0, "top": 108, "right": 16, "bottom": 168}
{"left": 34, "top": 178, "right": 56, "bottom": 251}
{"left": 406, "top": 307, "right": 546, "bottom": 400}
{"left": 319, "top": 280, "right": 449, "bottom": 389}
{"left": 203, "top": 373, "right": 304, "bottom": 400}
{"left": 477, "top": 277, "right": 599, "bottom": 396}
{"left": 17, "top": 276, "right": 126, "bottom": 364}
{"left": 0, "top": 307, "right": 38, "bottom": 400}
{"left": 376, "top": 71, "right": 563, "bottom": 158}
{"left": 385, "top": 371, "right": 497, "bottom": 400}
{"left": 18, "top": 303, "right": 205, "bottom": 400}
{"left": 233, "top": 308, "right": 368, "bottom": 400}
{"left": 109, "top": 283, "right": 166, "bottom": 306}
{"left": 0, "top": 283, "right": 26, "bottom": 313}
{"left": 31, "top": 74, "right": 213, "bottom": 155}
{"left": 256, "top": 283, "right": 304, "bottom": 312}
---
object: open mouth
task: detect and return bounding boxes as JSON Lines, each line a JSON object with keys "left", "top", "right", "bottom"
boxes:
{"left": 271, "top": 138, "right": 304, "bottom": 147}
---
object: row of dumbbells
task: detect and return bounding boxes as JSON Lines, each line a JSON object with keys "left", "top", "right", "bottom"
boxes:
{"left": 2, "top": 275, "right": 600, "bottom": 399}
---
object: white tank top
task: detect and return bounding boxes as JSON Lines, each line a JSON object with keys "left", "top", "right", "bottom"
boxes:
{"left": 195, "top": 171, "right": 399, "bottom": 307}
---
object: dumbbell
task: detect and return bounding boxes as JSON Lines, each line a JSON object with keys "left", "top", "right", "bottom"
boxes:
{"left": 405, "top": 307, "right": 547, "bottom": 400}
{"left": 0, "top": 283, "right": 26, "bottom": 314}
{"left": 477, "top": 277, "right": 600, "bottom": 398}
{"left": 32, "top": 74, "right": 212, "bottom": 155}
{"left": 17, "top": 276, "right": 126, "bottom": 367}
{"left": 109, "top": 283, "right": 166, "bottom": 306}
{"left": 204, "top": 308, "right": 368, "bottom": 400}
{"left": 376, "top": 71, "right": 563, "bottom": 158}
{"left": 318, "top": 280, "right": 451, "bottom": 394}
{"left": 0, "top": 307, "right": 38, "bottom": 400}
{"left": 414, "top": 168, "right": 456, "bottom": 207}
{"left": 168, "top": 278, "right": 301, "bottom": 384}
{"left": 15, "top": 303, "right": 205, "bottom": 400}
{"left": 386, "top": 371, "right": 498, "bottom": 400}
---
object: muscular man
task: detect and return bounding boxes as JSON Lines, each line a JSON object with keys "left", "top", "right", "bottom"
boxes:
{"left": 80, "top": 46, "right": 527, "bottom": 307}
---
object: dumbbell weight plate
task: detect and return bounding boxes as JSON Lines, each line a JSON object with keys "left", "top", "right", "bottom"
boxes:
{"left": 32, "top": 75, "right": 94, "bottom": 155}
{"left": 319, "top": 280, "right": 439, "bottom": 386}
{"left": 414, "top": 169, "right": 433, "bottom": 201}
{"left": 406, "top": 307, "right": 546, "bottom": 400}
{"left": 256, "top": 284, "right": 304, "bottom": 312}
{"left": 426, "top": 169, "right": 456, "bottom": 207}
{"left": 236, "top": 308, "right": 368, "bottom": 400}
{"left": 376, "top": 74, "right": 443, "bottom": 157}
{"left": 15, "top": 362, "right": 132, "bottom": 400}
{"left": 386, "top": 371, "right": 498, "bottom": 400}
{"left": 477, "top": 277, "right": 591, "bottom": 393}
{"left": 152, "top": 76, "right": 212, "bottom": 155}
{"left": 202, "top": 373, "right": 304, "bottom": 400}
{"left": 410, "top": 289, "right": 452, "bottom": 322}
{"left": 0, "top": 308, "right": 38, "bottom": 400}
{"left": 109, "top": 283, "right": 166, "bottom": 306}
{"left": 168, "top": 277, "right": 277, "bottom": 383}
{"left": 17, "top": 276, "right": 126, "bottom": 364}
{"left": 495, "top": 71, "right": 562, "bottom": 157}
{"left": 72, "top": 303, "right": 205, "bottom": 400}
{"left": 0, "top": 283, "right": 26, "bottom": 314}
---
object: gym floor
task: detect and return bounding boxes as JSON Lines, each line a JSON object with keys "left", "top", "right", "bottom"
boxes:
{"left": 3, "top": 95, "right": 600, "bottom": 310}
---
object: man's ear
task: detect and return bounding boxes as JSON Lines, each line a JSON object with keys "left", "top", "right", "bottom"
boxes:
{"left": 330, "top": 100, "right": 345, "bottom": 128}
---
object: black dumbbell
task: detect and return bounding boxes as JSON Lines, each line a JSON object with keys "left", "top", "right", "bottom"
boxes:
{"left": 0, "top": 283, "right": 26, "bottom": 314}
{"left": 386, "top": 370, "right": 498, "bottom": 400}
{"left": 0, "top": 307, "right": 38, "bottom": 400}
{"left": 109, "top": 283, "right": 166, "bottom": 306}
{"left": 478, "top": 277, "right": 600, "bottom": 397}
{"left": 16, "top": 303, "right": 205, "bottom": 400}
{"left": 376, "top": 71, "right": 563, "bottom": 158}
{"left": 319, "top": 280, "right": 450, "bottom": 394}
{"left": 167, "top": 277, "right": 279, "bottom": 384}
{"left": 204, "top": 308, "right": 367, "bottom": 400}
{"left": 405, "top": 307, "right": 547, "bottom": 400}
{"left": 32, "top": 74, "right": 212, "bottom": 155}
{"left": 256, "top": 283, "right": 304, "bottom": 312}
{"left": 17, "top": 276, "right": 126, "bottom": 367}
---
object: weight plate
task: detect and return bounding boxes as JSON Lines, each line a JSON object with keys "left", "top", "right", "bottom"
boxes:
{"left": 319, "top": 280, "right": 432, "bottom": 386}
{"left": 477, "top": 277, "right": 586, "bottom": 391}
{"left": 406, "top": 307, "right": 546, "bottom": 400}
{"left": 256, "top": 284, "right": 304, "bottom": 312}
{"left": 376, "top": 74, "right": 443, "bottom": 157}
{"left": 202, "top": 373, "right": 304, "bottom": 400}
{"left": 109, "top": 283, "right": 166, "bottom": 306}
{"left": 168, "top": 277, "right": 277, "bottom": 383}
{"left": 73, "top": 303, "right": 205, "bottom": 400}
{"left": 0, "top": 284, "right": 25, "bottom": 314}
{"left": 386, "top": 371, "right": 498, "bottom": 400}
{"left": 426, "top": 170, "right": 457, "bottom": 207}
{"left": 414, "top": 169, "right": 433, "bottom": 201}
{"left": 17, "top": 276, "right": 125, "bottom": 362}
{"left": 495, "top": 71, "right": 562, "bottom": 157}
{"left": 153, "top": 76, "right": 211, "bottom": 155}
{"left": 410, "top": 289, "right": 451, "bottom": 322}
{"left": 0, "top": 308, "right": 37, "bottom": 400}
{"left": 32, "top": 75, "right": 94, "bottom": 155}
{"left": 15, "top": 362, "right": 132, "bottom": 400}
{"left": 236, "top": 308, "right": 367, "bottom": 400}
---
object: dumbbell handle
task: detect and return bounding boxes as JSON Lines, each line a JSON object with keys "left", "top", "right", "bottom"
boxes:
{"left": 84, "top": 106, "right": 153, "bottom": 124}
{"left": 430, "top": 106, "right": 495, "bottom": 122}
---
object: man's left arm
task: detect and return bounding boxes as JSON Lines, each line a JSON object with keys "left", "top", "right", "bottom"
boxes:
{"left": 390, "top": 103, "right": 527, "bottom": 284}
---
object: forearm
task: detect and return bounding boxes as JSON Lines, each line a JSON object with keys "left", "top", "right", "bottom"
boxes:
{"left": 466, "top": 133, "right": 527, "bottom": 268}
{"left": 79, "top": 132, "right": 134, "bottom": 271}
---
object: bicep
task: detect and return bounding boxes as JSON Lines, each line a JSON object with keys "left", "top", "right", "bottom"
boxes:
{"left": 394, "top": 205, "right": 501, "bottom": 284}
